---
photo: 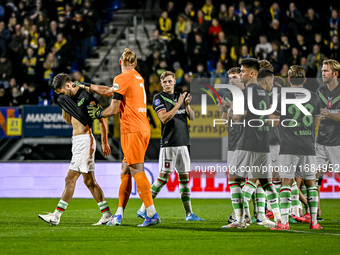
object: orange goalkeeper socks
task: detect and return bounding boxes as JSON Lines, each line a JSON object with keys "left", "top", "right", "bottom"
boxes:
{"left": 118, "top": 174, "right": 132, "bottom": 208}
{"left": 133, "top": 172, "right": 154, "bottom": 208}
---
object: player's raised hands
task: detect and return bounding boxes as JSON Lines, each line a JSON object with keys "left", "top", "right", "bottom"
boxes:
{"left": 87, "top": 102, "right": 103, "bottom": 119}
{"left": 185, "top": 93, "right": 192, "bottom": 106}
{"left": 178, "top": 92, "right": 188, "bottom": 106}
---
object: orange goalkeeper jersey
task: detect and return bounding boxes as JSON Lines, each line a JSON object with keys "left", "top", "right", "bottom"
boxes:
{"left": 113, "top": 69, "right": 150, "bottom": 134}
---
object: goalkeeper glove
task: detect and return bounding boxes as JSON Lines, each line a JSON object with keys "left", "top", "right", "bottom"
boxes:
{"left": 87, "top": 103, "right": 103, "bottom": 119}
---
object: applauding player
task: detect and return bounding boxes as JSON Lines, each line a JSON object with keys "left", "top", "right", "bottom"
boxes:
{"left": 137, "top": 71, "right": 204, "bottom": 221}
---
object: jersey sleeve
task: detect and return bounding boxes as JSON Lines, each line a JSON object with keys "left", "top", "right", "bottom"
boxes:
{"left": 153, "top": 94, "right": 166, "bottom": 114}
{"left": 112, "top": 75, "right": 129, "bottom": 97}
{"left": 314, "top": 95, "right": 321, "bottom": 117}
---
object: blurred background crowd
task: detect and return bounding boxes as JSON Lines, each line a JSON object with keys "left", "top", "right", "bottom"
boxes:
{"left": 0, "top": 0, "right": 339, "bottom": 107}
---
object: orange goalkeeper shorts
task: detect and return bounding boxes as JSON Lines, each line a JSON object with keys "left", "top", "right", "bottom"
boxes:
{"left": 121, "top": 131, "right": 150, "bottom": 165}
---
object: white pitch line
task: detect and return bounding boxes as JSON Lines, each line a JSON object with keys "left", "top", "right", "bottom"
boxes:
{"left": 288, "top": 230, "right": 340, "bottom": 236}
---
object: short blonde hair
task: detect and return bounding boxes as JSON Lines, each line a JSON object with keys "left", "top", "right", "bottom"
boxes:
{"left": 120, "top": 48, "right": 136, "bottom": 66}
{"left": 323, "top": 59, "right": 340, "bottom": 75}
{"left": 160, "top": 71, "right": 175, "bottom": 81}
{"left": 259, "top": 60, "right": 274, "bottom": 71}
{"left": 288, "top": 65, "right": 306, "bottom": 85}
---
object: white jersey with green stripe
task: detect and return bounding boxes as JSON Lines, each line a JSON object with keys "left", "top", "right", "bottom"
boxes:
{"left": 316, "top": 84, "right": 340, "bottom": 146}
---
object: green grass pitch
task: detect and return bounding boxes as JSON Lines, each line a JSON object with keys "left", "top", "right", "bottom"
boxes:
{"left": 0, "top": 198, "right": 339, "bottom": 255}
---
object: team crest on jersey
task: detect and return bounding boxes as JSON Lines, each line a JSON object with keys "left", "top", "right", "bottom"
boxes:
{"left": 113, "top": 83, "right": 119, "bottom": 91}
{"left": 327, "top": 100, "right": 332, "bottom": 108}
{"left": 155, "top": 99, "right": 161, "bottom": 106}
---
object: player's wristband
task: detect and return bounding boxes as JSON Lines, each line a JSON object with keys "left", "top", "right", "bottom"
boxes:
{"left": 227, "top": 108, "right": 232, "bottom": 114}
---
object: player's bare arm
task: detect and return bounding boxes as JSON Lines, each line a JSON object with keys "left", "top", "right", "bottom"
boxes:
{"left": 185, "top": 93, "right": 195, "bottom": 121}
{"left": 73, "top": 82, "right": 114, "bottom": 98}
{"left": 98, "top": 117, "right": 111, "bottom": 158}
{"left": 62, "top": 109, "right": 72, "bottom": 124}
{"left": 157, "top": 92, "right": 187, "bottom": 124}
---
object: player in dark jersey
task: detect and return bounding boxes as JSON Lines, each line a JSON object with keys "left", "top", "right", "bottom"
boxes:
{"left": 269, "top": 65, "right": 323, "bottom": 230}
{"left": 217, "top": 67, "right": 246, "bottom": 224}
{"left": 137, "top": 71, "right": 204, "bottom": 221}
{"left": 315, "top": 59, "right": 340, "bottom": 220}
{"left": 38, "top": 73, "right": 112, "bottom": 226}
{"left": 224, "top": 59, "right": 280, "bottom": 229}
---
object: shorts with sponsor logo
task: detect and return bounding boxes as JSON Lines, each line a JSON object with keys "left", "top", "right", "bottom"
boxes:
{"left": 229, "top": 150, "right": 271, "bottom": 179}
{"left": 279, "top": 154, "right": 317, "bottom": 180}
{"left": 159, "top": 146, "right": 190, "bottom": 174}
{"left": 69, "top": 133, "right": 96, "bottom": 173}
{"left": 122, "top": 131, "right": 150, "bottom": 165}
{"left": 269, "top": 145, "right": 280, "bottom": 168}
{"left": 316, "top": 143, "right": 340, "bottom": 173}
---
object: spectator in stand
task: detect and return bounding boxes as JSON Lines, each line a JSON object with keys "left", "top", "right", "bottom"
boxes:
{"left": 42, "top": 52, "right": 58, "bottom": 98}
{"left": 296, "top": 34, "right": 309, "bottom": 58}
{"left": 280, "top": 33, "right": 291, "bottom": 60}
{"left": 0, "top": 54, "right": 12, "bottom": 89}
{"left": 29, "top": 0, "right": 48, "bottom": 24}
{"left": 287, "top": 46, "right": 301, "bottom": 66}
{"left": 195, "top": 9, "right": 210, "bottom": 36}
{"left": 235, "top": 1, "right": 249, "bottom": 25}
{"left": 237, "top": 44, "right": 252, "bottom": 65}
{"left": 71, "top": 11, "right": 89, "bottom": 67}
{"left": 302, "top": 8, "right": 321, "bottom": 46}
{"left": 189, "top": 32, "right": 208, "bottom": 70}
{"left": 215, "top": 44, "right": 233, "bottom": 71}
{"left": 328, "top": 35, "right": 340, "bottom": 60}
{"left": 73, "top": 70, "right": 93, "bottom": 84}
{"left": 210, "top": 60, "right": 228, "bottom": 85}
{"left": 37, "top": 37, "right": 47, "bottom": 63}
{"left": 218, "top": 3, "right": 228, "bottom": 21}
{"left": 254, "top": 34, "right": 272, "bottom": 60}
{"left": 306, "top": 44, "right": 325, "bottom": 77}
{"left": 52, "top": 33, "right": 72, "bottom": 73}
{"left": 329, "top": 8, "right": 339, "bottom": 39}
{"left": 8, "top": 15, "right": 17, "bottom": 35}
{"left": 243, "top": 13, "right": 261, "bottom": 54}
{"left": 264, "top": 2, "right": 284, "bottom": 31}
{"left": 10, "top": 86, "right": 23, "bottom": 106}
{"left": 285, "top": 2, "right": 302, "bottom": 38}
{"left": 22, "top": 47, "right": 37, "bottom": 84}
{"left": 208, "top": 18, "right": 222, "bottom": 45}
{"left": 194, "top": 62, "right": 209, "bottom": 78}
{"left": 222, "top": 5, "right": 241, "bottom": 49}
{"left": 267, "top": 19, "right": 282, "bottom": 43}
{"left": 0, "top": 87, "right": 10, "bottom": 106}
{"left": 148, "top": 29, "right": 167, "bottom": 58}
{"left": 184, "top": 2, "right": 196, "bottom": 22}
{"left": 158, "top": 11, "right": 172, "bottom": 41}
{"left": 266, "top": 41, "right": 285, "bottom": 74}
{"left": 313, "top": 33, "right": 329, "bottom": 57}
{"left": 202, "top": 0, "right": 216, "bottom": 21}
{"left": 25, "top": 83, "right": 40, "bottom": 105}
{"left": 166, "top": 1, "right": 178, "bottom": 29}
{"left": 166, "top": 33, "right": 186, "bottom": 70}
{"left": 147, "top": 72, "right": 162, "bottom": 103}
{"left": 175, "top": 14, "right": 192, "bottom": 44}
{"left": 173, "top": 61, "right": 184, "bottom": 85}
{"left": 46, "top": 20, "right": 58, "bottom": 49}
